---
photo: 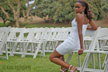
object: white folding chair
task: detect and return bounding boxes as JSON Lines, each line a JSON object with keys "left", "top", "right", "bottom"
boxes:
{"left": 98, "top": 28, "right": 108, "bottom": 51}
{"left": 66, "top": 27, "right": 107, "bottom": 72}
{"left": 31, "top": 28, "right": 47, "bottom": 59}
{"left": 17, "top": 28, "right": 45, "bottom": 58}
{"left": 43, "top": 27, "right": 58, "bottom": 52}
{"left": 0, "top": 27, "right": 10, "bottom": 59}
{"left": 104, "top": 59, "right": 108, "bottom": 72}
{"left": 98, "top": 28, "right": 108, "bottom": 68}
{"left": 7, "top": 28, "right": 25, "bottom": 56}
{"left": 79, "top": 27, "right": 108, "bottom": 72}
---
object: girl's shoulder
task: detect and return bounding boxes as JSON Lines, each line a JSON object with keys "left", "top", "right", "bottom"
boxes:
{"left": 76, "top": 13, "right": 83, "bottom": 18}
{"left": 76, "top": 13, "right": 84, "bottom": 22}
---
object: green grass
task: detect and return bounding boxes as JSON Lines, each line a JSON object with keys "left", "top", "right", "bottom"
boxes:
{"left": 21, "top": 23, "right": 71, "bottom": 28}
{"left": 0, "top": 23, "right": 9, "bottom": 27}
{"left": 0, "top": 53, "right": 59, "bottom": 72}
{"left": 0, "top": 53, "right": 106, "bottom": 72}
{"left": 0, "top": 23, "right": 4, "bottom": 27}
{"left": 0, "top": 22, "right": 71, "bottom": 28}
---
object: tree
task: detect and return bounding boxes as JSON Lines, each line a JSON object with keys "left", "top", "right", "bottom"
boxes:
{"left": 0, "top": 0, "right": 36, "bottom": 27}
{"left": 0, "top": 0, "right": 108, "bottom": 25}
{"left": 0, "top": 0, "right": 9, "bottom": 26}
{"left": 22, "top": 0, "right": 36, "bottom": 19}
{"left": 0, "top": 9, "right": 7, "bottom": 26}
{"left": 34, "top": 0, "right": 56, "bottom": 22}
{"left": 34, "top": 0, "right": 108, "bottom": 23}
{"left": 87, "top": 0, "right": 107, "bottom": 20}
{"left": 102, "top": 0, "right": 108, "bottom": 17}
{"left": 34, "top": 0, "right": 76, "bottom": 23}
{"left": 53, "top": 0, "right": 76, "bottom": 23}
{"left": 0, "top": 0, "right": 21, "bottom": 27}
{"left": 7, "top": 0, "right": 21, "bottom": 27}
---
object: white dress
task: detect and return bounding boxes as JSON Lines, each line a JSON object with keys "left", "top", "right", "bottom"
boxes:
{"left": 56, "top": 18, "right": 88, "bottom": 55}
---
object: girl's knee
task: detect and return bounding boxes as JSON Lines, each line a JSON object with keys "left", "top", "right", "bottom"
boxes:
{"left": 49, "top": 54, "right": 54, "bottom": 62}
{"left": 49, "top": 50, "right": 61, "bottom": 62}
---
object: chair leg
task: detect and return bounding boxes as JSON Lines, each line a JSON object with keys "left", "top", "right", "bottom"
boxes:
{"left": 66, "top": 52, "right": 73, "bottom": 64}
{"left": 33, "top": 42, "right": 42, "bottom": 59}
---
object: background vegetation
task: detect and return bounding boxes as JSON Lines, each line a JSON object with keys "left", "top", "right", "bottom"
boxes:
{"left": 0, "top": 0, "right": 108, "bottom": 27}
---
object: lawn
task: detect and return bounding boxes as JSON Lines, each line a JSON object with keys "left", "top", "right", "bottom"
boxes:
{"left": 0, "top": 53, "right": 106, "bottom": 72}
{"left": 0, "top": 23, "right": 4, "bottom": 27}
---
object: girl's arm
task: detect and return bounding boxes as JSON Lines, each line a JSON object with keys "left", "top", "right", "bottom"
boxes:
{"left": 87, "top": 20, "right": 97, "bottom": 30}
{"left": 76, "top": 13, "right": 84, "bottom": 55}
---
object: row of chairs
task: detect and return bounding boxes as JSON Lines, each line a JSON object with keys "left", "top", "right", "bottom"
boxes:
{"left": 0, "top": 27, "right": 71, "bottom": 59}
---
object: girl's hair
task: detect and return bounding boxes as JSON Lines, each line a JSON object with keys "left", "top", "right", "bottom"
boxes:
{"left": 77, "top": 1, "right": 93, "bottom": 20}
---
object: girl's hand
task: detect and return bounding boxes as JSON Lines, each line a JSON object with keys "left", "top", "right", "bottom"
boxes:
{"left": 78, "top": 49, "right": 84, "bottom": 55}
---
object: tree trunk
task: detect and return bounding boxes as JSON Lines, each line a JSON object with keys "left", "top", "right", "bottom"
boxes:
{"left": 7, "top": 0, "right": 21, "bottom": 27}
{"left": 15, "top": 19, "right": 19, "bottom": 27}
{"left": 0, "top": 6, "right": 9, "bottom": 18}
{"left": 25, "top": 0, "right": 36, "bottom": 19}
{"left": 22, "top": 8, "right": 26, "bottom": 18}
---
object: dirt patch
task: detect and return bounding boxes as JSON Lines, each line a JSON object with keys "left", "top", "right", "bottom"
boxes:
{"left": 95, "top": 18, "right": 108, "bottom": 27}
{"left": 19, "top": 16, "right": 45, "bottom": 24}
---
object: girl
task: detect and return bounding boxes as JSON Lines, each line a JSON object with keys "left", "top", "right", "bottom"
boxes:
{"left": 49, "top": 1, "right": 97, "bottom": 72}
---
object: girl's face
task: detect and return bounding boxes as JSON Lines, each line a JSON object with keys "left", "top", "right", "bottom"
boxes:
{"left": 75, "top": 2, "right": 85, "bottom": 13}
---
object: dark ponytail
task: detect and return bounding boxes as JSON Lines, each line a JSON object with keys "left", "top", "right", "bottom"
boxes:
{"left": 77, "top": 1, "right": 93, "bottom": 20}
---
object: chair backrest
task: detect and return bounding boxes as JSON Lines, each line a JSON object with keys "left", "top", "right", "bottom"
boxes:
{"left": 42, "top": 27, "right": 51, "bottom": 40}
{"left": 0, "top": 27, "right": 10, "bottom": 42}
{"left": 22, "top": 28, "right": 35, "bottom": 42}
{"left": 98, "top": 28, "right": 108, "bottom": 40}
{"left": 84, "top": 30, "right": 96, "bottom": 40}
{"left": 97, "top": 28, "right": 108, "bottom": 51}
{"left": 54, "top": 27, "right": 71, "bottom": 41}
{"left": 83, "top": 28, "right": 101, "bottom": 50}
{"left": 7, "top": 28, "right": 25, "bottom": 42}
{"left": 32, "top": 28, "right": 47, "bottom": 42}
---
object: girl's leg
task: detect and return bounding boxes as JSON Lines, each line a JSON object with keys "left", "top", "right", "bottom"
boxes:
{"left": 60, "top": 55, "right": 65, "bottom": 69}
{"left": 55, "top": 46, "right": 67, "bottom": 70}
{"left": 49, "top": 50, "right": 77, "bottom": 72}
{"left": 49, "top": 50, "right": 70, "bottom": 69}
{"left": 60, "top": 56, "right": 68, "bottom": 72}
